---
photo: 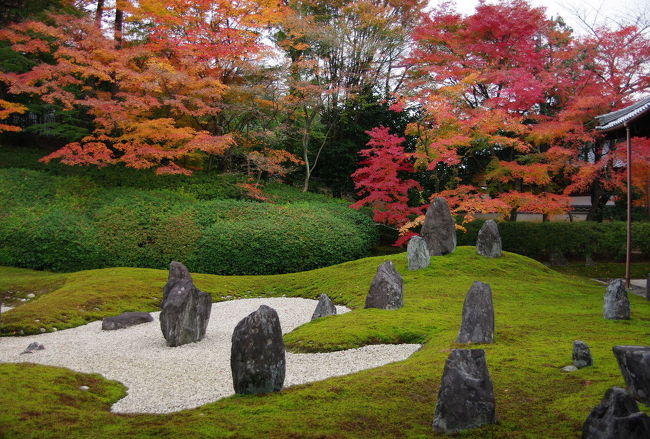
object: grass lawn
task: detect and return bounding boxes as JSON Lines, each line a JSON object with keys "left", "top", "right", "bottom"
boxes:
{"left": 0, "top": 247, "right": 648, "bottom": 438}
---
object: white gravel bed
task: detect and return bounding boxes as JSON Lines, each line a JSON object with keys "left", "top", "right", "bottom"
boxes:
{"left": 0, "top": 297, "right": 420, "bottom": 414}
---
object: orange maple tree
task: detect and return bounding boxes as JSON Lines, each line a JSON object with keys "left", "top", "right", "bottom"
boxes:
{"left": 0, "top": 0, "right": 283, "bottom": 174}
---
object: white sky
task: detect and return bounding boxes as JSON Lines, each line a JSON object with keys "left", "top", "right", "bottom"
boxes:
{"left": 428, "top": 0, "right": 649, "bottom": 34}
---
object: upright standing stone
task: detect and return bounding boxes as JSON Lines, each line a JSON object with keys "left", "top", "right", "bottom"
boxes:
{"left": 646, "top": 273, "right": 650, "bottom": 301}
{"left": 456, "top": 281, "right": 495, "bottom": 344}
{"left": 432, "top": 349, "right": 496, "bottom": 434}
{"left": 311, "top": 294, "right": 337, "bottom": 320}
{"left": 421, "top": 197, "right": 457, "bottom": 256}
{"left": 407, "top": 236, "right": 430, "bottom": 270}
{"left": 573, "top": 340, "right": 593, "bottom": 368}
{"left": 160, "top": 278, "right": 212, "bottom": 347}
{"left": 231, "top": 305, "right": 285, "bottom": 394}
{"left": 582, "top": 387, "right": 650, "bottom": 439}
{"left": 364, "top": 261, "right": 404, "bottom": 310}
{"left": 549, "top": 250, "right": 568, "bottom": 267}
{"left": 603, "top": 279, "right": 630, "bottom": 320}
{"left": 476, "top": 220, "right": 502, "bottom": 258}
{"left": 612, "top": 346, "right": 650, "bottom": 405}
{"left": 163, "top": 261, "right": 193, "bottom": 305}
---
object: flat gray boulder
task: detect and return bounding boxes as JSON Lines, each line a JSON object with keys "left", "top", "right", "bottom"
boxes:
{"left": 573, "top": 340, "right": 593, "bottom": 368}
{"left": 432, "top": 349, "right": 496, "bottom": 434}
{"left": 407, "top": 236, "right": 430, "bottom": 270}
{"left": 476, "top": 220, "right": 502, "bottom": 258}
{"left": 231, "top": 305, "right": 285, "bottom": 394}
{"left": 603, "top": 279, "right": 630, "bottom": 320}
{"left": 582, "top": 387, "right": 650, "bottom": 439}
{"left": 160, "top": 278, "right": 212, "bottom": 347}
{"left": 421, "top": 197, "right": 456, "bottom": 256}
{"left": 364, "top": 261, "right": 403, "bottom": 310}
{"left": 163, "top": 261, "right": 192, "bottom": 305}
{"left": 311, "top": 294, "right": 337, "bottom": 320}
{"left": 102, "top": 311, "right": 153, "bottom": 330}
{"left": 613, "top": 346, "right": 650, "bottom": 405}
{"left": 456, "top": 281, "right": 495, "bottom": 344}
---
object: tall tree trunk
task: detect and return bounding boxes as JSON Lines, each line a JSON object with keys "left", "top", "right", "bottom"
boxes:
{"left": 95, "top": 0, "right": 104, "bottom": 27}
{"left": 114, "top": 2, "right": 124, "bottom": 49}
{"left": 586, "top": 180, "right": 611, "bottom": 222}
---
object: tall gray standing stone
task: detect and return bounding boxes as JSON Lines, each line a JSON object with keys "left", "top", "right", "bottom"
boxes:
{"left": 582, "top": 387, "right": 650, "bottom": 439}
{"left": 432, "top": 349, "right": 496, "bottom": 434}
{"left": 456, "top": 281, "right": 495, "bottom": 344}
{"left": 407, "top": 236, "right": 430, "bottom": 270}
{"left": 231, "top": 305, "right": 285, "bottom": 394}
{"left": 160, "top": 278, "right": 212, "bottom": 347}
{"left": 646, "top": 273, "right": 650, "bottom": 301}
{"left": 311, "top": 294, "right": 337, "bottom": 320}
{"left": 603, "top": 279, "right": 630, "bottom": 320}
{"left": 573, "top": 340, "right": 593, "bottom": 368}
{"left": 163, "top": 261, "right": 193, "bottom": 305}
{"left": 612, "top": 346, "right": 650, "bottom": 405}
{"left": 476, "top": 220, "right": 502, "bottom": 258}
{"left": 421, "top": 197, "right": 457, "bottom": 256}
{"left": 364, "top": 261, "right": 404, "bottom": 310}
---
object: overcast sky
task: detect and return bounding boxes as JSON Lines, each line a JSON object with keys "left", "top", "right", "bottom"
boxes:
{"left": 428, "top": 0, "right": 649, "bottom": 34}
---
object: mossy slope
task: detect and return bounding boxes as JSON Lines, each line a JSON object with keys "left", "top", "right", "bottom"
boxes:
{"left": 1, "top": 247, "right": 649, "bottom": 438}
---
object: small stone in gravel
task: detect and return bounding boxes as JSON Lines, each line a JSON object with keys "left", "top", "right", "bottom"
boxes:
{"left": 407, "top": 236, "right": 430, "bottom": 270}
{"left": 102, "top": 312, "right": 154, "bottom": 331}
{"left": 476, "top": 220, "right": 502, "bottom": 258}
{"left": 612, "top": 345, "right": 650, "bottom": 405}
{"left": 421, "top": 197, "right": 456, "bottom": 256}
{"left": 582, "top": 386, "right": 650, "bottom": 439}
{"left": 311, "top": 294, "right": 337, "bottom": 320}
{"left": 364, "top": 261, "right": 404, "bottom": 310}
{"left": 603, "top": 279, "right": 630, "bottom": 320}
{"left": 432, "top": 349, "right": 496, "bottom": 434}
{"left": 231, "top": 305, "right": 285, "bottom": 394}
{"left": 573, "top": 340, "right": 592, "bottom": 368}
{"left": 456, "top": 281, "right": 494, "bottom": 344}
{"left": 160, "top": 278, "right": 212, "bottom": 347}
{"left": 79, "top": 386, "right": 90, "bottom": 391}
{"left": 21, "top": 342, "right": 45, "bottom": 354}
{"left": 562, "top": 365, "right": 578, "bottom": 372}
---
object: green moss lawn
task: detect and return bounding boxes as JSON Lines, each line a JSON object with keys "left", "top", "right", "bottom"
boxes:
{"left": 1, "top": 247, "right": 649, "bottom": 438}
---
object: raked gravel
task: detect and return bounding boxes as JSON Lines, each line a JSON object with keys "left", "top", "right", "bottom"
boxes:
{"left": 0, "top": 297, "right": 420, "bottom": 414}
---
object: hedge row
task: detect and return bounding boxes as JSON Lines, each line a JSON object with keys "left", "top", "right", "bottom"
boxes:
{"left": 0, "top": 169, "right": 377, "bottom": 274}
{"left": 457, "top": 220, "right": 650, "bottom": 262}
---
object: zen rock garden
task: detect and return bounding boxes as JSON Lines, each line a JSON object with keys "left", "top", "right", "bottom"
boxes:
{"left": 4, "top": 195, "right": 649, "bottom": 437}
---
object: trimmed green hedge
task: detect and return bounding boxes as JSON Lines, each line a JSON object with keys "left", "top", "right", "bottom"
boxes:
{"left": 0, "top": 169, "right": 377, "bottom": 274}
{"left": 457, "top": 220, "right": 650, "bottom": 261}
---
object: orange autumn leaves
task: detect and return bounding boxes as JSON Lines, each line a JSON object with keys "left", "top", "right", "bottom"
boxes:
{"left": 0, "top": 0, "right": 285, "bottom": 174}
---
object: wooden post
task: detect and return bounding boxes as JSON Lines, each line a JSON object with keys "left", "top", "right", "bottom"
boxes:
{"left": 625, "top": 123, "right": 632, "bottom": 289}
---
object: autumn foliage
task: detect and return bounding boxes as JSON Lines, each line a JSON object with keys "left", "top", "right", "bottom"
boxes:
{"left": 351, "top": 0, "right": 650, "bottom": 237}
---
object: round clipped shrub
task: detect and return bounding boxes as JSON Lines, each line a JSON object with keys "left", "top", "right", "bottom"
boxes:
{"left": 0, "top": 169, "right": 377, "bottom": 273}
{"left": 93, "top": 189, "right": 200, "bottom": 269}
{"left": 189, "top": 202, "right": 377, "bottom": 275}
{"left": 0, "top": 206, "right": 103, "bottom": 271}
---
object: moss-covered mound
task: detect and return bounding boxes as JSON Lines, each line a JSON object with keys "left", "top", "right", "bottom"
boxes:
{"left": 0, "top": 247, "right": 648, "bottom": 438}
